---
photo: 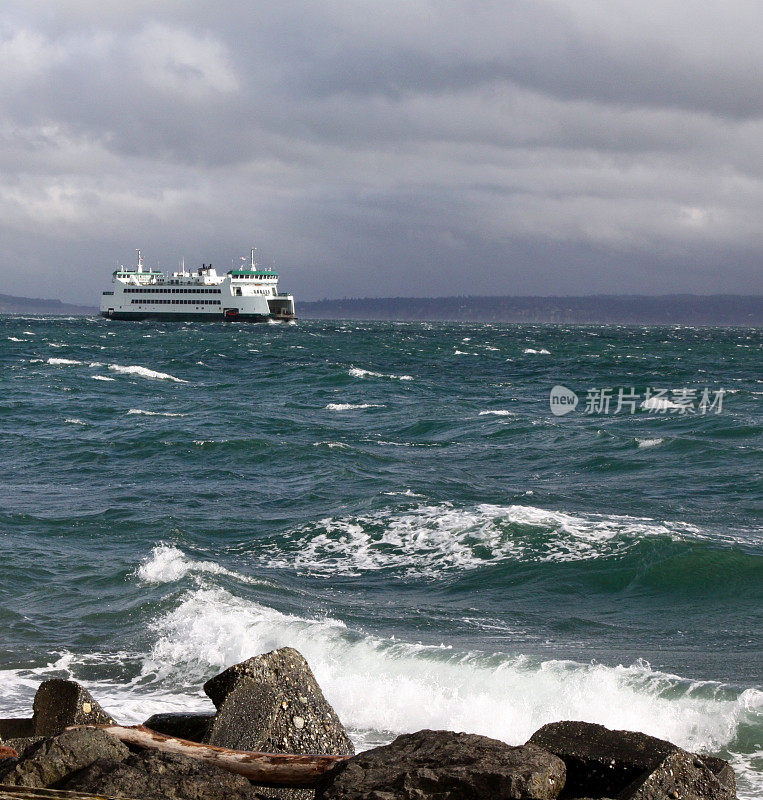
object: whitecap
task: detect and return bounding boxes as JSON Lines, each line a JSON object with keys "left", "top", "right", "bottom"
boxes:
{"left": 478, "top": 410, "right": 514, "bottom": 417}
{"left": 349, "top": 367, "right": 413, "bottom": 381}
{"left": 46, "top": 357, "right": 82, "bottom": 365}
{"left": 326, "top": 403, "right": 384, "bottom": 411}
{"left": 7, "top": 336, "right": 24, "bottom": 342}
{"left": 637, "top": 437, "right": 665, "bottom": 448}
{"left": 91, "top": 375, "right": 116, "bottom": 381}
{"left": 642, "top": 397, "right": 682, "bottom": 411}
{"left": 135, "top": 545, "right": 263, "bottom": 586}
{"left": 64, "top": 418, "right": 87, "bottom": 425}
{"left": 523, "top": 348, "right": 551, "bottom": 355}
{"left": 127, "top": 409, "right": 187, "bottom": 417}
{"left": 260, "top": 503, "right": 725, "bottom": 578}
{"left": 108, "top": 364, "right": 187, "bottom": 383}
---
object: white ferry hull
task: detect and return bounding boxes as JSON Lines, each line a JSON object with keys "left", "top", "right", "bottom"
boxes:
{"left": 100, "top": 252, "right": 296, "bottom": 323}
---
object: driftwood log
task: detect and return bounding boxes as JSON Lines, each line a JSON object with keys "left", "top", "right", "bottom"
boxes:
{"left": 69, "top": 725, "right": 350, "bottom": 788}
{"left": 0, "top": 787, "right": 132, "bottom": 800}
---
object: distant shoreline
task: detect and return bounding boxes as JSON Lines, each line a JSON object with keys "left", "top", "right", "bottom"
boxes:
{"left": 300, "top": 294, "right": 762, "bottom": 325}
{"left": 2, "top": 292, "right": 761, "bottom": 324}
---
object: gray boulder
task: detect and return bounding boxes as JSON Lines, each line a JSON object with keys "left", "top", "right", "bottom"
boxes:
{"left": 699, "top": 756, "right": 737, "bottom": 796}
{"left": 0, "top": 737, "right": 47, "bottom": 780}
{"left": 204, "top": 647, "right": 354, "bottom": 754}
{"left": 619, "top": 750, "right": 734, "bottom": 800}
{"left": 64, "top": 749, "right": 271, "bottom": 800}
{"left": 528, "top": 721, "right": 735, "bottom": 799}
{"left": 204, "top": 647, "right": 355, "bottom": 800}
{"left": 316, "top": 729, "right": 566, "bottom": 800}
{"left": 143, "top": 711, "right": 216, "bottom": 743}
{"left": 0, "top": 718, "right": 34, "bottom": 740}
{"left": 0, "top": 727, "right": 128, "bottom": 788}
{"left": 32, "top": 679, "right": 115, "bottom": 736}
{"left": 204, "top": 648, "right": 354, "bottom": 800}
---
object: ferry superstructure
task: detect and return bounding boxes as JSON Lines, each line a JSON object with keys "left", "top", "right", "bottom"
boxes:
{"left": 100, "top": 250, "right": 296, "bottom": 322}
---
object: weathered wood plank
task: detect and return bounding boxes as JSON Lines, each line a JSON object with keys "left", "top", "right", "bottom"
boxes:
{"left": 0, "top": 786, "right": 134, "bottom": 800}
{"left": 70, "top": 725, "right": 349, "bottom": 788}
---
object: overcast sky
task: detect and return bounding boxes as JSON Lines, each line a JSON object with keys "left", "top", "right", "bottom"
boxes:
{"left": 1, "top": 1, "right": 762, "bottom": 303}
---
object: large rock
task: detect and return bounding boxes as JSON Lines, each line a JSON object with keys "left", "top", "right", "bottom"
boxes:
{"left": 528, "top": 721, "right": 735, "bottom": 799}
{"left": 0, "top": 728, "right": 129, "bottom": 788}
{"left": 32, "top": 679, "right": 115, "bottom": 736}
{"left": 619, "top": 750, "right": 734, "bottom": 800}
{"left": 205, "top": 649, "right": 354, "bottom": 800}
{"left": 64, "top": 749, "right": 271, "bottom": 800}
{"left": 143, "top": 711, "right": 216, "bottom": 743}
{"left": 316, "top": 729, "right": 566, "bottom": 800}
{"left": 204, "top": 647, "right": 354, "bottom": 755}
{"left": 698, "top": 756, "right": 737, "bottom": 796}
{"left": 0, "top": 719, "right": 34, "bottom": 740}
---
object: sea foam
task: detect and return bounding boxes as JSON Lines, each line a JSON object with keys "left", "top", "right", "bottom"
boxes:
{"left": 260, "top": 503, "right": 729, "bottom": 577}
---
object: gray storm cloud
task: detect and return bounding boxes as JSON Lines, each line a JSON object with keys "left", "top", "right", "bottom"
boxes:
{"left": 0, "top": 0, "right": 761, "bottom": 302}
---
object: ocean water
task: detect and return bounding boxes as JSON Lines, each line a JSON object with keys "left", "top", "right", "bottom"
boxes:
{"left": 0, "top": 316, "right": 760, "bottom": 796}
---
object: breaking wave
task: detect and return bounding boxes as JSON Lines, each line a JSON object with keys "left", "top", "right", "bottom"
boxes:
{"left": 260, "top": 503, "right": 735, "bottom": 577}
{"left": 326, "top": 403, "right": 384, "bottom": 411}
{"left": 127, "top": 409, "right": 187, "bottom": 417}
{"left": 349, "top": 367, "right": 413, "bottom": 381}
{"left": 135, "top": 545, "right": 264, "bottom": 586}
{"left": 137, "top": 584, "right": 761, "bottom": 782}
{"left": 109, "top": 364, "right": 187, "bottom": 382}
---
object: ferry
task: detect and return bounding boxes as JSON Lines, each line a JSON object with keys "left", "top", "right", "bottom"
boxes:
{"left": 100, "top": 250, "right": 296, "bottom": 322}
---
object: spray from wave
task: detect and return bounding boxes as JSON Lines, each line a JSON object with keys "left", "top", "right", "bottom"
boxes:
{"left": 140, "top": 585, "right": 759, "bottom": 767}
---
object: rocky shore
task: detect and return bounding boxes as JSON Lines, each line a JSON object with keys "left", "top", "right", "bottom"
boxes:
{"left": 0, "top": 647, "right": 736, "bottom": 800}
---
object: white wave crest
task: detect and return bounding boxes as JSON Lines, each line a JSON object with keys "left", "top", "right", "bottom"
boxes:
{"left": 65, "top": 418, "right": 87, "bottom": 425}
{"left": 478, "top": 410, "right": 514, "bottom": 417}
{"left": 136, "top": 545, "right": 262, "bottom": 586}
{"left": 127, "top": 409, "right": 187, "bottom": 417}
{"left": 523, "top": 348, "right": 551, "bottom": 354}
{"left": 143, "top": 587, "right": 757, "bottom": 769}
{"left": 46, "top": 357, "right": 82, "bottom": 365}
{"left": 92, "top": 375, "right": 116, "bottom": 381}
{"left": 109, "top": 364, "right": 187, "bottom": 382}
{"left": 637, "top": 437, "right": 665, "bottom": 448}
{"left": 349, "top": 367, "right": 413, "bottom": 381}
{"left": 642, "top": 397, "right": 682, "bottom": 411}
{"left": 262, "top": 504, "right": 709, "bottom": 577}
{"left": 7, "top": 336, "right": 24, "bottom": 342}
{"left": 326, "top": 403, "right": 384, "bottom": 411}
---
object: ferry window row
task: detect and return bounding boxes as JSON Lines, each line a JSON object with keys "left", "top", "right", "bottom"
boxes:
{"left": 124, "top": 287, "right": 222, "bottom": 294}
{"left": 131, "top": 299, "right": 222, "bottom": 305}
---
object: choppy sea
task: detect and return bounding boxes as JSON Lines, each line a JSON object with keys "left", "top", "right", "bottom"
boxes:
{"left": 0, "top": 316, "right": 760, "bottom": 796}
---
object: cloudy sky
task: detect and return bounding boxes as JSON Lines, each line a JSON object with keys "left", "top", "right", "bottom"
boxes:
{"left": 1, "top": 1, "right": 761, "bottom": 304}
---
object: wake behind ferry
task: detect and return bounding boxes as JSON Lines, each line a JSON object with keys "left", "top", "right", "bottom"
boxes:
{"left": 100, "top": 250, "right": 296, "bottom": 322}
